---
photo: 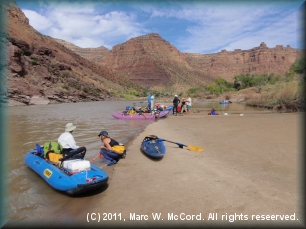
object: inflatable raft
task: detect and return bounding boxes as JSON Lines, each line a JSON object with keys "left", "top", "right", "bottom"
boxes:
{"left": 141, "top": 136, "right": 166, "bottom": 158}
{"left": 219, "top": 100, "right": 232, "bottom": 104}
{"left": 111, "top": 110, "right": 169, "bottom": 120}
{"left": 24, "top": 149, "right": 109, "bottom": 195}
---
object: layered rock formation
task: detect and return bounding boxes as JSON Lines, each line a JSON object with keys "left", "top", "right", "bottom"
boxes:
{"left": 94, "top": 34, "right": 213, "bottom": 91}
{"left": 55, "top": 39, "right": 109, "bottom": 63}
{"left": 60, "top": 34, "right": 303, "bottom": 88}
{"left": 185, "top": 42, "right": 303, "bottom": 82}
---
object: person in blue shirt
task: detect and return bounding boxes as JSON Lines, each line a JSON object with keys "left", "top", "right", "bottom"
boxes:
{"left": 150, "top": 94, "right": 155, "bottom": 110}
{"left": 210, "top": 108, "right": 219, "bottom": 115}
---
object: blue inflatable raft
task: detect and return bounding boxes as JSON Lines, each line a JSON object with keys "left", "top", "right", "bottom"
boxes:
{"left": 24, "top": 149, "right": 109, "bottom": 195}
{"left": 141, "top": 136, "right": 166, "bottom": 158}
{"left": 219, "top": 100, "right": 232, "bottom": 104}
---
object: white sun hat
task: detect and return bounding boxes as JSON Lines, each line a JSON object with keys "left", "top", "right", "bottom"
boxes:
{"left": 65, "top": 123, "right": 76, "bottom": 132}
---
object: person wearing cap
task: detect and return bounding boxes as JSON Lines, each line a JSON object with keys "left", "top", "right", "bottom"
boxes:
{"left": 58, "top": 123, "right": 86, "bottom": 160}
{"left": 172, "top": 95, "right": 180, "bottom": 116}
{"left": 91, "top": 131, "right": 121, "bottom": 166}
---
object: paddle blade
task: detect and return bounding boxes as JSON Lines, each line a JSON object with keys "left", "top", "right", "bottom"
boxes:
{"left": 187, "top": 145, "right": 204, "bottom": 152}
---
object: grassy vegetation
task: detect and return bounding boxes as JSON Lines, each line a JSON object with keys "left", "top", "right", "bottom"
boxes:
{"left": 244, "top": 79, "right": 304, "bottom": 111}
{"left": 120, "top": 94, "right": 138, "bottom": 100}
{"left": 243, "top": 58, "right": 305, "bottom": 111}
{"left": 62, "top": 85, "right": 69, "bottom": 90}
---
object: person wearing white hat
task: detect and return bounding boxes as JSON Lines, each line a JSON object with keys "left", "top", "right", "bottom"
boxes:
{"left": 172, "top": 95, "right": 180, "bottom": 116}
{"left": 58, "top": 123, "right": 86, "bottom": 160}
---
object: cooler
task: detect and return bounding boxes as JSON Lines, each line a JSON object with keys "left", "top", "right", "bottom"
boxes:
{"left": 63, "top": 159, "right": 91, "bottom": 171}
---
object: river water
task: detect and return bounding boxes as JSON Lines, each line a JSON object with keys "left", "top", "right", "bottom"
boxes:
{"left": 6, "top": 100, "right": 270, "bottom": 223}
{"left": 7, "top": 100, "right": 158, "bottom": 222}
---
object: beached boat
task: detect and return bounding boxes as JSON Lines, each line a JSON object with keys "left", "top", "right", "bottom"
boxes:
{"left": 141, "top": 136, "right": 166, "bottom": 158}
{"left": 219, "top": 100, "right": 232, "bottom": 104}
{"left": 111, "top": 110, "right": 169, "bottom": 120}
{"left": 24, "top": 149, "right": 109, "bottom": 195}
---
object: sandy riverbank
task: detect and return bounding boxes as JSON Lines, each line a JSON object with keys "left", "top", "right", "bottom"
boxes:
{"left": 71, "top": 110, "right": 303, "bottom": 228}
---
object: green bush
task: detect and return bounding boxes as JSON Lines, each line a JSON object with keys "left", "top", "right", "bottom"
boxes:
{"left": 31, "top": 60, "right": 38, "bottom": 65}
{"left": 83, "top": 87, "right": 89, "bottom": 93}
{"left": 290, "top": 58, "right": 306, "bottom": 74}
{"left": 215, "top": 78, "right": 227, "bottom": 87}
{"left": 268, "top": 74, "right": 281, "bottom": 85}
{"left": 205, "top": 84, "right": 222, "bottom": 96}
{"left": 62, "top": 72, "right": 69, "bottom": 78}
{"left": 69, "top": 82, "right": 81, "bottom": 90}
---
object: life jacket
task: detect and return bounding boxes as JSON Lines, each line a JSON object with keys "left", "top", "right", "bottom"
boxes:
{"left": 111, "top": 145, "right": 126, "bottom": 155}
{"left": 47, "top": 153, "right": 63, "bottom": 162}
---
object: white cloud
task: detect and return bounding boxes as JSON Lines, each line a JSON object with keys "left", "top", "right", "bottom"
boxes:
{"left": 167, "top": 6, "right": 302, "bottom": 53}
{"left": 22, "top": 6, "right": 147, "bottom": 48}
{"left": 73, "top": 37, "right": 104, "bottom": 48}
{"left": 22, "top": 9, "right": 53, "bottom": 31}
{"left": 93, "top": 11, "right": 142, "bottom": 37}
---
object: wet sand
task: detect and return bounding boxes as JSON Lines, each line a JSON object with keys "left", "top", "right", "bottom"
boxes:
{"left": 75, "top": 111, "right": 303, "bottom": 228}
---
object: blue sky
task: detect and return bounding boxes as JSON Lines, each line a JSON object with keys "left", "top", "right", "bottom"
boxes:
{"left": 16, "top": 0, "right": 305, "bottom": 54}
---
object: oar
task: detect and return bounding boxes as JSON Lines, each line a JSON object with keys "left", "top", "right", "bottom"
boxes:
{"left": 161, "top": 139, "right": 203, "bottom": 152}
{"left": 145, "top": 135, "right": 203, "bottom": 152}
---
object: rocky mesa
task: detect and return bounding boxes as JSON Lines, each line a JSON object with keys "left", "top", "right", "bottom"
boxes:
{"left": 184, "top": 42, "right": 303, "bottom": 82}
{"left": 58, "top": 35, "right": 304, "bottom": 91}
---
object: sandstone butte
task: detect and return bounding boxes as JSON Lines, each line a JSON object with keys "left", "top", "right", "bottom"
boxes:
{"left": 2, "top": 2, "right": 304, "bottom": 106}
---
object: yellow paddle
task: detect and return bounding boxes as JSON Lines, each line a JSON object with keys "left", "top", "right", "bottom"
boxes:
{"left": 146, "top": 135, "right": 204, "bottom": 152}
